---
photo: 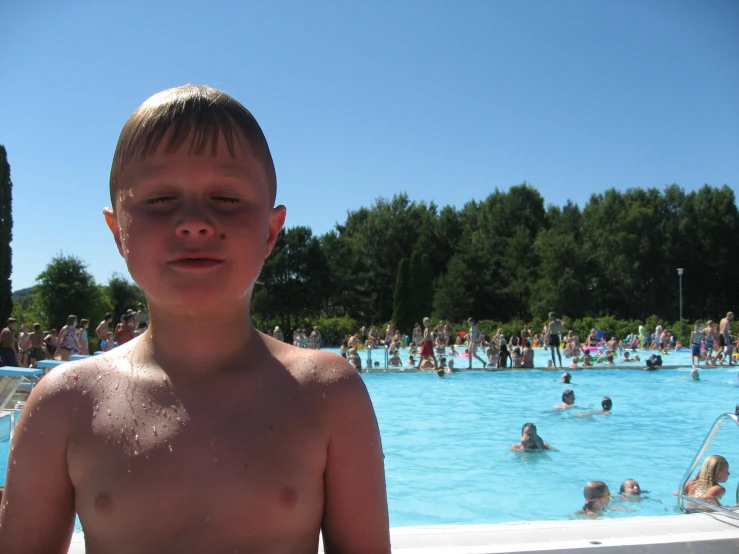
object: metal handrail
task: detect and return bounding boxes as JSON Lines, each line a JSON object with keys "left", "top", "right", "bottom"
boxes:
{"left": 676, "top": 412, "right": 739, "bottom": 518}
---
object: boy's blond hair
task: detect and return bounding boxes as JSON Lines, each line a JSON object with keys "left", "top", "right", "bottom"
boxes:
{"left": 109, "top": 84, "right": 277, "bottom": 206}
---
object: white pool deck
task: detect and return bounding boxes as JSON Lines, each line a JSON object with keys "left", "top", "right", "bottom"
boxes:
{"left": 65, "top": 513, "right": 739, "bottom": 553}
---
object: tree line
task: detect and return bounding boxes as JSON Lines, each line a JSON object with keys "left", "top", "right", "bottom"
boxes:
{"left": 253, "top": 183, "right": 738, "bottom": 341}
{"left": 9, "top": 183, "right": 738, "bottom": 346}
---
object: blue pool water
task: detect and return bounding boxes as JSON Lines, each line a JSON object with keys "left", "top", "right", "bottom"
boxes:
{"left": 3, "top": 348, "right": 738, "bottom": 528}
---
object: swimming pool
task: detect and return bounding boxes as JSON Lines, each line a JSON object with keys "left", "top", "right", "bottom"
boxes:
{"left": 2, "top": 352, "right": 738, "bottom": 530}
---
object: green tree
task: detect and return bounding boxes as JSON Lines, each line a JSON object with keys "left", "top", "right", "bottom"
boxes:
{"left": 392, "top": 258, "right": 413, "bottom": 335}
{"left": 0, "top": 146, "right": 13, "bottom": 325}
{"left": 252, "top": 226, "right": 329, "bottom": 340}
{"left": 433, "top": 254, "right": 473, "bottom": 322}
{"left": 105, "top": 273, "right": 146, "bottom": 323}
{"left": 36, "top": 254, "right": 105, "bottom": 329}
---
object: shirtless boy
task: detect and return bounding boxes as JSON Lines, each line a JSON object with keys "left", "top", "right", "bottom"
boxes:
{"left": 0, "top": 318, "right": 18, "bottom": 367}
{"left": 96, "top": 312, "right": 113, "bottom": 350}
{"left": 0, "top": 85, "right": 389, "bottom": 554}
{"left": 28, "top": 323, "right": 46, "bottom": 367}
{"left": 718, "top": 312, "right": 735, "bottom": 366}
{"left": 17, "top": 323, "right": 30, "bottom": 367}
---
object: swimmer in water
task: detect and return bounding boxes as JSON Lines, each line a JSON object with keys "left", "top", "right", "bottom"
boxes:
{"left": 682, "top": 455, "right": 731, "bottom": 510}
{"left": 560, "top": 372, "right": 572, "bottom": 384}
{"left": 555, "top": 389, "right": 576, "bottom": 409}
{"left": 578, "top": 481, "right": 611, "bottom": 517}
{"left": 510, "top": 423, "right": 553, "bottom": 451}
{"left": 574, "top": 397, "right": 612, "bottom": 417}
{"left": 691, "top": 368, "right": 700, "bottom": 381}
{"left": 620, "top": 479, "right": 642, "bottom": 498}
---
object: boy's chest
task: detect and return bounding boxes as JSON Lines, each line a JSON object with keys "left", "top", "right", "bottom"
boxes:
{"left": 68, "top": 378, "right": 327, "bottom": 543}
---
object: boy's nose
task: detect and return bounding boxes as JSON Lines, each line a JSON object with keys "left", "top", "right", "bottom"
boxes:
{"left": 175, "top": 217, "right": 215, "bottom": 238}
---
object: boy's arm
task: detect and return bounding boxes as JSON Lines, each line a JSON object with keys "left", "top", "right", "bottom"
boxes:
{"left": 0, "top": 372, "right": 76, "bottom": 553}
{"left": 322, "top": 361, "right": 390, "bottom": 554}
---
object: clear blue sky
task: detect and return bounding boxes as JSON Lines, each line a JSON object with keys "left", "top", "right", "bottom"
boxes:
{"left": 2, "top": 0, "right": 737, "bottom": 290}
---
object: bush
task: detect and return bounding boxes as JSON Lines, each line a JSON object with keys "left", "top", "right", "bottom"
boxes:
{"left": 312, "top": 315, "right": 358, "bottom": 346}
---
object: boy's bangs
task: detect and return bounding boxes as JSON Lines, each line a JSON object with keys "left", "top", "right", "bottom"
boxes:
{"left": 110, "top": 85, "right": 276, "bottom": 204}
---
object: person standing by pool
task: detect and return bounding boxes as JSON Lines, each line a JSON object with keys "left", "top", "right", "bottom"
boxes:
{"left": 703, "top": 320, "right": 716, "bottom": 365}
{"left": 95, "top": 312, "right": 113, "bottom": 351}
{"left": 547, "top": 312, "right": 564, "bottom": 368}
{"left": 0, "top": 318, "right": 19, "bottom": 367}
{"left": 56, "top": 315, "right": 80, "bottom": 361}
{"left": 522, "top": 340, "right": 535, "bottom": 368}
{"left": 718, "top": 312, "right": 735, "bottom": 366}
{"left": 309, "top": 326, "right": 322, "bottom": 349}
{"left": 27, "top": 324, "right": 46, "bottom": 367}
{"left": 691, "top": 323, "right": 705, "bottom": 368}
{"left": 467, "top": 317, "right": 486, "bottom": 369}
{"left": 638, "top": 322, "right": 647, "bottom": 349}
{"left": 655, "top": 322, "right": 663, "bottom": 352}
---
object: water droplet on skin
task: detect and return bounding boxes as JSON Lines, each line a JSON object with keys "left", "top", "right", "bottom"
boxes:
{"left": 107, "top": 410, "right": 111, "bottom": 416}
{"left": 153, "top": 426, "right": 157, "bottom": 436}
{"left": 134, "top": 450, "right": 139, "bottom": 456}
{"left": 13, "top": 459, "right": 16, "bottom": 465}
{"left": 97, "top": 375, "right": 102, "bottom": 381}
{"left": 134, "top": 434, "right": 139, "bottom": 441}
{"left": 176, "top": 417, "right": 181, "bottom": 422}
{"left": 114, "top": 383, "right": 119, "bottom": 389}
{"left": 168, "top": 444, "right": 173, "bottom": 452}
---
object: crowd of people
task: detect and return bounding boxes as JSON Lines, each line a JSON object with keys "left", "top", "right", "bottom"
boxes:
{"left": 0, "top": 303, "right": 149, "bottom": 368}
{"left": 270, "top": 310, "right": 736, "bottom": 373}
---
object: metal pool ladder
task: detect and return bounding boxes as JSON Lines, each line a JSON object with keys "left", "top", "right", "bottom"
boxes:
{"left": 676, "top": 412, "right": 739, "bottom": 518}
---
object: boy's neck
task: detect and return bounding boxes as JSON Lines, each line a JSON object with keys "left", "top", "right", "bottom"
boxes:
{"left": 143, "top": 306, "right": 264, "bottom": 374}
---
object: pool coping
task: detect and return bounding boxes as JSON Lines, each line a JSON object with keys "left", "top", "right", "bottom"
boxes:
{"left": 66, "top": 513, "right": 739, "bottom": 553}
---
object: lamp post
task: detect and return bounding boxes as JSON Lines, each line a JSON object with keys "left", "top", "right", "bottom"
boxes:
{"left": 677, "top": 268, "right": 684, "bottom": 341}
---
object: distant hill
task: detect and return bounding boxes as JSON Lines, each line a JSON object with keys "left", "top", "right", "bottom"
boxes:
{"left": 12, "top": 287, "right": 36, "bottom": 301}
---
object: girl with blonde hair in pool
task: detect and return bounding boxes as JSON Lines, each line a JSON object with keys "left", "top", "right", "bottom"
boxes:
{"left": 683, "top": 455, "right": 730, "bottom": 509}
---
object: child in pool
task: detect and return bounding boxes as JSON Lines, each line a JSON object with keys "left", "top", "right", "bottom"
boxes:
{"left": 497, "top": 344, "right": 512, "bottom": 368}
{"left": 510, "top": 423, "right": 553, "bottom": 451}
{"left": 578, "top": 481, "right": 611, "bottom": 517}
{"left": 682, "top": 454, "right": 731, "bottom": 510}
{"left": 560, "top": 372, "right": 572, "bottom": 384}
{"left": 511, "top": 347, "right": 523, "bottom": 368}
{"left": 574, "top": 397, "right": 612, "bottom": 417}
{"left": 0, "top": 85, "right": 389, "bottom": 553}
{"left": 569, "top": 356, "right": 580, "bottom": 369}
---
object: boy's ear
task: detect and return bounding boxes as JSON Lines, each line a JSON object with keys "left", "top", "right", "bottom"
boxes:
{"left": 265, "top": 204, "right": 287, "bottom": 258}
{"left": 103, "top": 208, "right": 125, "bottom": 257}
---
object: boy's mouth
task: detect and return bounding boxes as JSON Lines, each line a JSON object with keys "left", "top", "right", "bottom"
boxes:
{"left": 168, "top": 254, "right": 225, "bottom": 270}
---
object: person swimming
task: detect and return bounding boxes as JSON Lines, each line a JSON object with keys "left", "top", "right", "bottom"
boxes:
{"left": 574, "top": 397, "right": 612, "bottom": 417}
{"left": 579, "top": 481, "right": 611, "bottom": 517}
{"left": 620, "top": 479, "right": 642, "bottom": 497}
{"left": 682, "top": 454, "right": 731, "bottom": 511}
{"left": 560, "top": 372, "right": 572, "bottom": 384}
{"left": 555, "top": 389, "right": 576, "bottom": 409}
{"left": 510, "top": 423, "right": 553, "bottom": 451}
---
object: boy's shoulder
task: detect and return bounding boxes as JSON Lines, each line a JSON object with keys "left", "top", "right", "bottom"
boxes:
{"left": 276, "top": 343, "right": 361, "bottom": 386}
